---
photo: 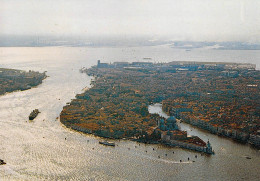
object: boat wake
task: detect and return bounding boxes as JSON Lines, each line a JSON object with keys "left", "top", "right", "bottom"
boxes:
{"left": 0, "top": 164, "right": 23, "bottom": 177}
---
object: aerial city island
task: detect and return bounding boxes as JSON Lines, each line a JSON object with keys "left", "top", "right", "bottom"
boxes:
{"left": 60, "top": 60, "right": 260, "bottom": 153}
{"left": 0, "top": 68, "right": 46, "bottom": 96}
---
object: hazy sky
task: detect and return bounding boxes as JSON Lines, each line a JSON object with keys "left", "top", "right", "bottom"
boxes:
{"left": 1, "top": 0, "right": 260, "bottom": 42}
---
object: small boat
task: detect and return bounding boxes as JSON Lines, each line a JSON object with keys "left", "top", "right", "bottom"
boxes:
{"left": 99, "top": 141, "right": 115, "bottom": 147}
{"left": 0, "top": 159, "right": 6, "bottom": 165}
{"left": 29, "top": 109, "right": 40, "bottom": 120}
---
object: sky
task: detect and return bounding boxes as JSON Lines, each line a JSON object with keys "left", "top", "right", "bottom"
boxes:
{"left": 0, "top": 0, "right": 260, "bottom": 42}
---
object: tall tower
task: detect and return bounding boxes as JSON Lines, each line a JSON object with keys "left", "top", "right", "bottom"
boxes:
{"left": 206, "top": 140, "right": 213, "bottom": 154}
{"left": 97, "top": 60, "right": 100, "bottom": 67}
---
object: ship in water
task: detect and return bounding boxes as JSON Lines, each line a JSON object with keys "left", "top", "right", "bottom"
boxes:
{"left": 99, "top": 140, "right": 115, "bottom": 147}
{"left": 0, "top": 159, "right": 6, "bottom": 165}
{"left": 29, "top": 109, "right": 40, "bottom": 120}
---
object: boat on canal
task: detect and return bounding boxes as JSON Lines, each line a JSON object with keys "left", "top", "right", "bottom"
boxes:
{"left": 99, "top": 140, "right": 115, "bottom": 147}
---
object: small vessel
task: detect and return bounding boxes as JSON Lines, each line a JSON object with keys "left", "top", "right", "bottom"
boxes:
{"left": 99, "top": 140, "right": 115, "bottom": 147}
{"left": 0, "top": 159, "right": 6, "bottom": 165}
{"left": 245, "top": 156, "right": 251, "bottom": 159}
{"left": 29, "top": 109, "right": 40, "bottom": 120}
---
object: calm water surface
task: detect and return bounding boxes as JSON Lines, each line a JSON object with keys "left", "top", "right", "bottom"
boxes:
{"left": 0, "top": 47, "right": 259, "bottom": 180}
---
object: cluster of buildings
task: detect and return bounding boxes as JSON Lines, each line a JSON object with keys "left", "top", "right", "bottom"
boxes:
{"left": 0, "top": 68, "right": 46, "bottom": 95}
{"left": 79, "top": 60, "right": 259, "bottom": 150}
{"left": 97, "top": 60, "right": 256, "bottom": 71}
{"left": 163, "top": 97, "right": 260, "bottom": 148}
{"left": 97, "top": 60, "right": 153, "bottom": 69}
{"left": 155, "top": 115, "right": 214, "bottom": 154}
{"left": 95, "top": 60, "right": 259, "bottom": 148}
{"left": 166, "top": 61, "right": 256, "bottom": 71}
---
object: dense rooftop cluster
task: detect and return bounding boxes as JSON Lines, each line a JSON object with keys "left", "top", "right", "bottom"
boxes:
{"left": 61, "top": 68, "right": 161, "bottom": 139}
{"left": 161, "top": 69, "right": 259, "bottom": 147}
{"left": 0, "top": 68, "right": 47, "bottom": 95}
{"left": 61, "top": 61, "right": 259, "bottom": 148}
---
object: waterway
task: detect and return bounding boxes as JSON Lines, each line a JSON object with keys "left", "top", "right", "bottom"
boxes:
{"left": 0, "top": 47, "right": 259, "bottom": 180}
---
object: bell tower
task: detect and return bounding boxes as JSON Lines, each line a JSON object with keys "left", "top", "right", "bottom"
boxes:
{"left": 206, "top": 140, "right": 213, "bottom": 154}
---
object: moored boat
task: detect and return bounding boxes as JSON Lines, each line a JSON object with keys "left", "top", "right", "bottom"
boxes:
{"left": 99, "top": 141, "right": 115, "bottom": 146}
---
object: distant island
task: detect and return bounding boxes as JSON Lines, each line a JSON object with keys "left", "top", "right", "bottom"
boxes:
{"left": 60, "top": 60, "right": 259, "bottom": 152}
{"left": 0, "top": 68, "right": 47, "bottom": 95}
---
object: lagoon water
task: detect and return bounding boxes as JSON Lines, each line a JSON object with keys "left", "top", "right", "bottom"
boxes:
{"left": 0, "top": 46, "right": 259, "bottom": 180}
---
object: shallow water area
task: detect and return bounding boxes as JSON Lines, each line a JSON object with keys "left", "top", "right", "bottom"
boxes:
{"left": 0, "top": 46, "right": 259, "bottom": 180}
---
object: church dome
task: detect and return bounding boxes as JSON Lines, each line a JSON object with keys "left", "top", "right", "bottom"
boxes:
{"left": 166, "top": 116, "right": 176, "bottom": 123}
{"left": 160, "top": 119, "right": 165, "bottom": 124}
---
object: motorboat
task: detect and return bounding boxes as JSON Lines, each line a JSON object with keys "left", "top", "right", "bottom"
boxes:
{"left": 99, "top": 140, "right": 115, "bottom": 147}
